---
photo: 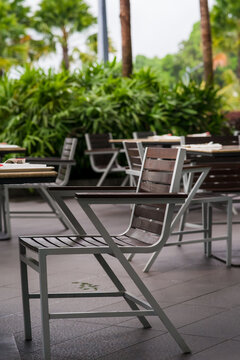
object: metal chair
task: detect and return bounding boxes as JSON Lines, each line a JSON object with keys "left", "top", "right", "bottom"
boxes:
{"left": 85, "top": 133, "right": 128, "bottom": 186}
{"left": 125, "top": 145, "right": 233, "bottom": 272}
{"left": 133, "top": 130, "right": 156, "bottom": 139}
{"left": 177, "top": 135, "right": 240, "bottom": 265}
{"left": 19, "top": 147, "right": 193, "bottom": 359}
{"left": 7, "top": 138, "right": 78, "bottom": 232}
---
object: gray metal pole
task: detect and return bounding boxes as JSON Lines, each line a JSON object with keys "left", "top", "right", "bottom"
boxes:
{"left": 98, "top": 0, "right": 109, "bottom": 62}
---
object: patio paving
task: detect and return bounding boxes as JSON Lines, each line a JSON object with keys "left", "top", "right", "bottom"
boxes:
{"left": 1, "top": 194, "right": 240, "bottom": 359}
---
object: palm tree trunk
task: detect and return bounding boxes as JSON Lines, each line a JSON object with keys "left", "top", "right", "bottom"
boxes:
{"left": 120, "top": 0, "right": 132, "bottom": 77}
{"left": 199, "top": 0, "right": 214, "bottom": 85}
{"left": 62, "top": 26, "right": 69, "bottom": 70}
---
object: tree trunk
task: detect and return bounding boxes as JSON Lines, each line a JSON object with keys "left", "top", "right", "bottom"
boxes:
{"left": 199, "top": 0, "right": 214, "bottom": 85}
{"left": 120, "top": 0, "right": 132, "bottom": 77}
{"left": 62, "top": 27, "right": 69, "bottom": 70}
{"left": 237, "top": 33, "right": 240, "bottom": 80}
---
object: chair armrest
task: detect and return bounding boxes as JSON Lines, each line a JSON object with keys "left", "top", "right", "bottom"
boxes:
{"left": 48, "top": 186, "right": 137, "bottom": 198}
{"left": 75, "top": 192, "right": 187, "bottom": 205}
{"left": 85, "top": 148, "right": 119, "bottom": 155}
{"left": 49, "top": 186, "right": 136, "bottom": 191}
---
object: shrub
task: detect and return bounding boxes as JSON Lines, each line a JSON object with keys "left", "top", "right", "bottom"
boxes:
{"left": 0, "top": 62, "right": 228, "bottom": 176}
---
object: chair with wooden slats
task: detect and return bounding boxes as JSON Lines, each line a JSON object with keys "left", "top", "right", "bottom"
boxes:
{"left": 7, "top": 138, "right": 78, "bottom": 231}
{"left": 123, "top": 141, "right": 144, "bottom": 186}
{"left": 85, "top": 133, "right": 128, "bottom": 186}
{"left": 133, "top": 130, "right": 156, "bottom": 139}
{"left": 176, "top": 135, "right": 239, "bottom": 258}
{"left": 19, "top": 147, "right": 194, "bottom": 359}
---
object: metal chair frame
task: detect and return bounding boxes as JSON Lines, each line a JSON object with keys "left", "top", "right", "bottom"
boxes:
{"left": 85, "top": 133, "right": 128, "bottom": 186}
{"left": 19, "top": 147, "right": 193, "bottom": 359}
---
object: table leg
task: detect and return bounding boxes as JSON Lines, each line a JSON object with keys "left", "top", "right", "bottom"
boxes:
{"left": 0, "top": 185, "right": 11, "bottom": 240}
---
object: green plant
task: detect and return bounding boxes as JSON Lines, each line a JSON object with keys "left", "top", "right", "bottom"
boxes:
{"left": 0, "top": 63, "right": 227, "bottom": 176}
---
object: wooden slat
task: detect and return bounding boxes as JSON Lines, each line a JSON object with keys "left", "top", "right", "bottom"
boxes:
{"left": 134, "top": 204, "right": 166, "bottom": 222}
{"left": 132, "top": 217, "right": 163, "bottom": 234}
{"left": 142, "top": 170, "right": 172, "bottom": 184}
{"left": 130, "top": 156, "right": 142, "bottom": 164}
{"left": 146, "top": 147, "right": 178, "bottom": 159}
{"left": 20, "top": 237, "right": 45, "bottom": 252}
{"left": 128, "top": 149, "right": 140, "bottom": 157}
{"left": 140, "top": 181, "right": 170, "bottom": 193}
{"left": 144, "top": 158, "right": 175, "bottom": 171}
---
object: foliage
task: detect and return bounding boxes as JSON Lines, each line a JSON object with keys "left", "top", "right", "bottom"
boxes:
{"left": 135, "top": 23, "right": 203, "bottom": 85}
{"left": 0, "top": 63, "right": 227, "bottom": 175}
{"left": 32, "top": 0, "right": 96, "bottom": 70}
{"left": 211, "top": 0, "right": 240, "bottom": 78}
{"left": 76, "top": 33, "right": 117, "bottom": 65}
{"left": 218, "top": 69, "right": 240, "bottom": 110}
{"left": 0, "top": 0, "right": 30, "bottom": 73}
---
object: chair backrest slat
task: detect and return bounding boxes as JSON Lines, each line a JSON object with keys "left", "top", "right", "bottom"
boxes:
{"left": 56, "top": 138, "right": 78, "bottom": 186}
{"left": 123, "top": 141, "right": 144, "bottom": 171}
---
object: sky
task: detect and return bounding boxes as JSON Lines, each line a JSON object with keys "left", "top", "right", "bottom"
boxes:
{"left": 25, "top": 0, "right": 216, "bottom": 69}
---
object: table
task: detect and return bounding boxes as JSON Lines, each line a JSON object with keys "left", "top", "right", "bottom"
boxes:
{"left": 0, "top": 167, "right": 57, "bottom": 240}
{"left": 183, "top": 145, "right": 240, "bottom": 157}
{"left": 109, "top": 136, "right": 180, "bottom": 146}
{"left": 0, "top": 145, "right": 26, "bottom": 161}
{"left": 184, "top": 145, "right": 240, "bottom": 266}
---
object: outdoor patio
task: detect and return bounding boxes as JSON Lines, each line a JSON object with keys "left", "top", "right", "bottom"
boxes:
{"left": 1, "top": 193, "right": 240, "bottom": 360}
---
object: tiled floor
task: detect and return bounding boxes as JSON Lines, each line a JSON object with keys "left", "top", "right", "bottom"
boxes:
{"left": 1, "top": 195, "right": 240, "bottom": 359}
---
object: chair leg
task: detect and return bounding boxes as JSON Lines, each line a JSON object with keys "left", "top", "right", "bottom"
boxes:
{"left": 95, "top": 255, "right": 190, "bottom": 352}
{"left": 19, "top": 244, "right": 32, "bottom": 341}
{"left": 39, "top": 252, "right": 51, "bottom": 360}
{"left": 143, "top": 250, "right": 161, "bottom": 273}
{"left": 206, "top": 205, "right": 212, "bottom": 257}
{"left": 226, "top": 199, "right": 232, "bottom": 267}
{"left": 97, "top": 152, "right": 119, "bottom": 186}
{"left": 120, "top": 175, "right": 130, "bottom": 187}
{"left": 95, "top": 254, "right": 151, "bottom": 328}
{"left": 127, "top": 253, "right": 135, "bottom": 261}
{"left": 123, "top": 254, "right": 190, "bottom": 352}
{"left": 39, "top": 188, "right": 74, "bottom": 231}
{"left": 80, "top": 202, "right": 190, "bottom": 353}
{"left": 177, "top": 212, "right": 187, "bottom": 246}
{"left": 202, "top": 203, "right": 208, "bottom": 255}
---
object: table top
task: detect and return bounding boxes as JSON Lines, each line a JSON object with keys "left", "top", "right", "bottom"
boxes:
{"left": 0, "top": 166, "right": 57, "bottom": 184}
{"left": 183, "top": 145, "right": 240, "bottom": 155}
{"left": 109, "top": 136, "right": 181, "bottom": 144}
{"left": 0, "top": 145, "right": 26, "bottom": 153}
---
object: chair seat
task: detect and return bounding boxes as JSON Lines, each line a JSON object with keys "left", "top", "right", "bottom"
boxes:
{"left": 19, "top": 234, "right": 151, "bottom": 253}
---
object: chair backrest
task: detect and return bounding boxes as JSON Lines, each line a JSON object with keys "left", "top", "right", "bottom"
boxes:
{"left": 126, "top": 147, "right": 186, "bottom": 244}
{"left": 85, "top": 133, "right": 117, "bottom": 171}
{"left": 56, "top": 138, "right": 78, "bottom": 186}
{"left": 181, "top": 135, "right": 240, "bottom": 193}
{"left": 133, "top": 131, "right": 156, "bottom": 139}
{"left": 123, "top": 141, "right": 144, "bottom": 172}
